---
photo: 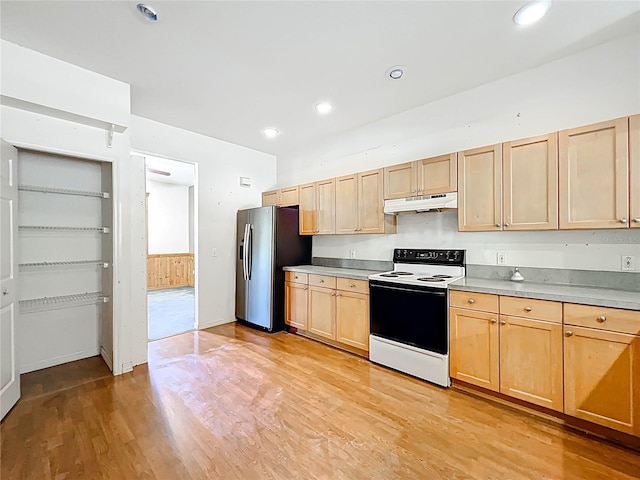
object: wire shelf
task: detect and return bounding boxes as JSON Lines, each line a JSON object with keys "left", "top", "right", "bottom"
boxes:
{"left": 18, "top": 184, "right": 110, "bottom": 199}
{"left": 19, "top": 225, "right": 110, "bottom": 233}
{"left": 19, "top": 292, "right": 110, "bottom": 314}
{"left": 19, "top": 260, "right": 110, "bottom": 269}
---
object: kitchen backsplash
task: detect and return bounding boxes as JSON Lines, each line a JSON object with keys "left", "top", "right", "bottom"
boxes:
{"left": 312, "top": 210, "right": 640, "bottom": 273}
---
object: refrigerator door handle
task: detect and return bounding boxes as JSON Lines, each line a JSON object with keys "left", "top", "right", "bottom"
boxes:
{"left": 242, "top": 223, "right": 249, "bottom": 280}
{"left": 247, "top": 224, "right": 253, "bottom": 280}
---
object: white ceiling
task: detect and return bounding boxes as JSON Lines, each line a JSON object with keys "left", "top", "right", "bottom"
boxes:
{"left": 1, "top": 1, "right": 639, "bottom": 159}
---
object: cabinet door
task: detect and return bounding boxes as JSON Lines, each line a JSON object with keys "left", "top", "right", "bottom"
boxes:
{"left": 262, "top": 190, "right": 278, "bottom": 207}
{"left": 335, "top": 174, "right": 358, "bottom": 234}
{"left": 559, "top": 118, "right": 629, "bottom": 229}
{"left": 383, "top": 162, "right": 416, "bottom": 200}
{"left": 503, "top": 133, "right": 558, "bottom": 231}
{"left": 308, "top": 286, "right": 335, "bottom": 339}
{"left": 499, "top": 315, "right": 563, "bottom": 411}
{"left": 417, "top": 153, "right": 457, "bottom": 195}
{"left": 316, "top": 178, "right": 336, "bottom": 234}
{"left": 285, "top": 281, "right": 308, "bottom": 330}
{"left": 449, "top": 307, "right": 499, "bottom": 391}
{"left": 336, "top": 291, "right": 369, "bottom": 351}
{"left": 564, "top": 326, "right": 639, "bottom": 435}
{"left": 358, "top": 168, "right": 385, "bottom": 234}
{"left": 630, "top": 114, "right": 640, "bottom": 228}
{"left": 457, "top": 144, "right": 502, "bottom": 232}
{"left": 279, "top": 186, "right": 299, "bottom": 206}
{"left": 298, "top": 182, "right": 317, "bottom": 235}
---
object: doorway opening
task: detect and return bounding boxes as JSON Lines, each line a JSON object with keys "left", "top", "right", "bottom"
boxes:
{"left": 143, "top": 154, "right": 197, "bottom": 341}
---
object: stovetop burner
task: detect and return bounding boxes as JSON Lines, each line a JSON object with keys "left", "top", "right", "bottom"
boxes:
{"left": 380, "top": 273, "right": 399, "bottom": 277}
{"left": 433, "top": 274, "right": 452, "bottom": 279}
{"left": 416, "top": 277, "right": 446, "bottom": 282}
{"left": 393, "top": 272, "right": 414, "bottom": 275}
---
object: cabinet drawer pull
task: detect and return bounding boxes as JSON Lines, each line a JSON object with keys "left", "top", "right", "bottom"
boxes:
{"left": 620, "top": 218, "right": 628, "bottom": 224}
{"left": 565, "top": 331, "right": 573, "bottom": 337}
{"left": 490, "top": 318, "right": 497, "bottom": 324}
{"left": 596, "top": 316, "right": 606, "bottom": 323}
{"left": 303, "top": 287, "right": 308, "bottom": 290}
{"left": 504, "top": 222, "right": 510, "bottom": 227}
{"left": 495, "top": 223, "right": 501, "bottom": 228}
{"left": 633, "top": 218, "right": 640, "bottom": 223}
{"left": 349, "top": 284, "right": 355, "bottom": 288}
{"left": 524, "top": 306, "right": 532, "bottom": 312}
{"left": 293, "top": 275, "right": 298, "bottom": 279}
{"left": 320, "top": 279, "right": 324, "bottom": 283}
{"left": 499, "top": 319, "right": 506, "bottom": 325}
{"left": 468, "top": 298, "right": 475, "bottom": 304}
{"left": 335, "top": 293, "right": 340, "bottom": 297}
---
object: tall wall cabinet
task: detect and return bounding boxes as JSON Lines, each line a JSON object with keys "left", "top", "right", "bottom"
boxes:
{"left": 17, "top": 150, "right": 113, "bottom": 374}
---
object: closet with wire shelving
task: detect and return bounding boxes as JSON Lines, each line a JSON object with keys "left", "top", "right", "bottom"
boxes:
{"left": 17, "top": 150, "right": 113, "bottom": 373}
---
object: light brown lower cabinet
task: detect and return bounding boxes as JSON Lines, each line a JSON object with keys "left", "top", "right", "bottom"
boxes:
{"left": 450, "top": 294, "right": 640, "bottom": 436}
{"left": 285, "top": 273, "right": 369, "bottom": 353}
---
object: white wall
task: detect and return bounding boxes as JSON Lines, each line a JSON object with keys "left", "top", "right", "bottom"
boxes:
{"left": 146, "top": 181, "right": 190, "bottom": 254}
{"left": 131, "top": 115, "right": 277, "bottom": 329}
{"left": 277, "top": 33, "right": 640, "bottom": 273}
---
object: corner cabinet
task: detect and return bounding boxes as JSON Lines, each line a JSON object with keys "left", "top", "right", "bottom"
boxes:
{"left": 559, "top": 118, "right": 629, "bottom": 229}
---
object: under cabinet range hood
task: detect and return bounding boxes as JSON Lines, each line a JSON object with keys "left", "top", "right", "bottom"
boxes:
{"left": 384, "top": 192, "right": 457, "bottom": 214}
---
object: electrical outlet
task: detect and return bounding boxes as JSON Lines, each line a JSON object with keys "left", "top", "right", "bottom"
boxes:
{"left": 211, "top": 248, "right": 217, "bottom": 257}
{"left": 349, "top": 249, "right": 356, "bottom": 259}
{"left": 621, "top": 255, "right": 635, "bottom": 271}
{"left": 497, "top": 252, "right": 506, "bottom": 265}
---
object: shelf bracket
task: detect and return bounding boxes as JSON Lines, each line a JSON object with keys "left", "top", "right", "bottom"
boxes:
{"left": 106, "top": 123, "right": 115, "bottom": 148}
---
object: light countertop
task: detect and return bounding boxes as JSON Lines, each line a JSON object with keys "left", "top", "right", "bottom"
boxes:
{"left": 283, "top": 265, "right": 381, "bottom": 281}
{"left": 449, "top": 277, "right": 640, "bottom": 311}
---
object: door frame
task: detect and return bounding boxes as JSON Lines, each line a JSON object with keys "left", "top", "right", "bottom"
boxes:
{"left": 133, "top": 150, "right": 199, "bottom": 339}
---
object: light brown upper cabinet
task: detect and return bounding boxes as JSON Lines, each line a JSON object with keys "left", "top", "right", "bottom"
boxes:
{"left": 298, "top": 179, "right": 335, "bottom": 235}
{"left": 278, "top": 186, "right": 299, "bottom": 206}
{"left": 384, "top": 154, "right": 457, "bottom": 200}
{"left": 559, "top": 118, "right": 629, "bottom": 229}
{"left": 337, "top": 169, "right": 396, "bottom": 234}
{"left": 298, "top": 182, "right": 317, "bottom": 235}
{"left": 262, "top": 190, "right": 278, "bottom": 207}
{"left": 457, "top": 144, "right": 502, "bottom": 231}
{"left": 630, "top": 114, "right": 640, "bottom": 228}
{"left": 503, "top": 133, "right": 558, "bottom": 230}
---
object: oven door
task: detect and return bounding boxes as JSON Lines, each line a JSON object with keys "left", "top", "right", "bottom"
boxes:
{"left": 369, "top": 280, "right": 448, "bottom": 355}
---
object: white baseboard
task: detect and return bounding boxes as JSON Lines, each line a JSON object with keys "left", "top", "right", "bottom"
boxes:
{"left": 20, "top": 348, "right": 101, "bottom": 374}
{"left": 198, "top": 319, "right": 236, "bottom": 330}
{"left": 100, "top": 346, "right": 113, "bottom": 373}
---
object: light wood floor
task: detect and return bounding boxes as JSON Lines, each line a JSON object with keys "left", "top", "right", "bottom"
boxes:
{"left": 2, "top": 323, "right": 639, "bottom": 480}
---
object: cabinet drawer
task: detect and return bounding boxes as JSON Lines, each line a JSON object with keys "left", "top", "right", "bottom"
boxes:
{"left": 564, "top": 303, "right": 640, "bottom": 335}
{"left": 308, "top": 274, "right": 336, "bottom": 289}
{"left": 499, "top": 296, "right": 562, "bottom": 323}
{"left": 336, "top": 277, "right": 369, "bottom": 295}
{"left": 285, "top": 271, "right": 308, "bottom": 284}
{"left": 449, "top": 290, "right": 498, "bottom": 313}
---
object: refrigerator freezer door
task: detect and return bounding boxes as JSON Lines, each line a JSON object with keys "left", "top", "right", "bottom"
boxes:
{"left": 246, "top": 207, "right": 275, "bottom": 329}
{"left": 235, "top": 209, "right": 249, "bottom": 321}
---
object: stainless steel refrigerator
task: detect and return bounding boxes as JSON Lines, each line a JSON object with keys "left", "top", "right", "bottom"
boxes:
{"left": 235, "top": 206, "right": 311, "bottom": 332}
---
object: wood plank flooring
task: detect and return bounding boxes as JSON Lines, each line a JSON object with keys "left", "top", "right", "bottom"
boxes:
{"left": 2, "top": 323, "right": 639, "bottom": 479}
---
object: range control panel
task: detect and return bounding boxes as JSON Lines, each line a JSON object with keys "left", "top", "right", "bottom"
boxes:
{"left": 393, "top": 249, "right": 465, "bottom": 266}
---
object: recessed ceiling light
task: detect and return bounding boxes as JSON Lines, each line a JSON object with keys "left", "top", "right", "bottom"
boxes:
{"left": 315, "top": 102, "right": 333, "bottom": 114}
{"left": 262, "top": 128, "right": 280, "bottom": 138}
{"left": 137, "top": 3, "right": 158, "bottom": 22}
{"left": 513, "top": 0, "right": 551, "bottom": 26}
{"left": 385, "top": 65, "right": 405, "bottom": 80}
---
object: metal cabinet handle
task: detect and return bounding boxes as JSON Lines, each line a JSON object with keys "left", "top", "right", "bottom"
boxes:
{"left": 524, "top": 306, "right": 532, "bottom": 312}
{"left": 504, "top": 223, "right": 510, "bottom": 227}
{"left": 495, "top": 223, "right": 501, "bottom": 228}
{"left": 303, "top": 287, "right": 308, "bottom": 290}
{"left": 335, "top": 293, "right": 340, "bottom": 297}
{"left": 620, "top": 218, "right": 628, "bottom": 224}
{"left": 499, "top": 319, "right": 506, "bottom": 325}
{"left": 490, "top": 318, "right": 497, "bottom": 324}
{"left": 565, "top": 331, "right": 573, "bottom": 337}
{"left": 468, "top": 298, "right": 475, "bottom": 304}
{"left": 320, "top": 279, "right": 324, "bottom": 283}
{"left": 596, "top": 316, "right": 606, "bottom": 323}
{"left": 633, "top": 218, "right": 640, "bottom": 223}
{"left": 349, "top": 284, "right": 355, "bottom": 288}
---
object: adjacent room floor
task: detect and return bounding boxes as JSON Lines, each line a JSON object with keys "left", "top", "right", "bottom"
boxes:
{"left": 2, "top": 323, "right": 639, "bottom": 480}
{"left": 147, "top": 286, "right": 195, "bottom": 341}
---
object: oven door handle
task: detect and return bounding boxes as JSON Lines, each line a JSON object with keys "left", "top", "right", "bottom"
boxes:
{"left": 369, "top": 282, "right": 447, "bottom": 297}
